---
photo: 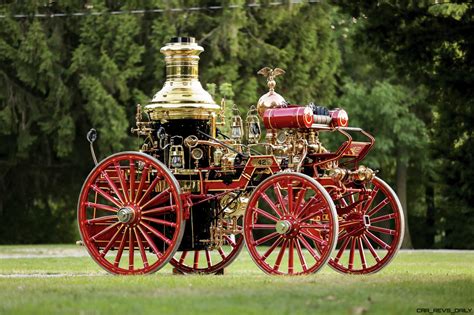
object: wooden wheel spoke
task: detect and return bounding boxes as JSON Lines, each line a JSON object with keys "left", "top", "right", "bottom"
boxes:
{"left": 85, "top": 202, "right": 118, "bottom": 213}
{"left": 338, "top": 226, "right": 365, "bottom": 243}
{"left": 223, "top": 235, "right": 237, "bottom": 248}
{"left": 134, "top": 163, "right": 150, "bottom": 203}
{"left": 300, "top": 223, "right": 330, "bottom": 230}
{"left": 261, "top": 192, "right": 283, "bottom": 217}
{"left": 142, "top": 205, "right": 176, "bottom": 216}
{"left": 205, "top": 250, "right": 212, "bottom": 268}
{"left": 251, "top": 224, "right": 276, "bottom": 230}
{"left": 141, "top": 188, "right": 171, "bottom": 209}
{"left": 371, "top": 213, "right": 396, "bottom": 223}
{"left": 273, "top": 239, "right": 288, "bottom": 271}
{"left": 90, "top": 222, "right": 121, "bottom": 241}
{"left": 299, "top": 208, "right": 324, "bottom": 223}
{"left": 133, "top": 228, "right": 149, "bottom": 268}
{"left": 101, "top": 171, "right": 127, "bottom": 204}
{"left": 114, "top": 228, "right": 128, "bottom": 267}
{"left": 294, "top": 187, "right": 307, "bottom": 215}
{"left": 348, "top": 237, "right": 356, "bottom": 270}
{"left": 253, "top": 232, "right": 279, "bottom": 246}
{"left": 138, "top": 176, "right": 162, "bottom": 206}
{"left": 366, "top": 231, "right": 391, "bottom": 250}
{"left": 295, "top": 238, "right": 308, "bottom": 272}
{"left": 273, "top": 184, "right": 287, "bottom": 214}
{"left": 129, "top": 228, "right": 135, "bottom": 270}
{"left": 193, "top": 251, "right": 200, "bottom": 269}
{"left": 114, "top": 162, "right": 129, "bottom": 203}
{"left": 297, "top": 235, "right": 320, "bottom": 260}
{"left": 218, "top": 247, "right": 227, "bottom": 260}
{"left": 140, "top": 221, "right": 172, "bottom": 245}
{"left": 361, "top": 234, "right": 381, "bottom": 262}
{"left": 338, "top": 220, "right": 360, "bottom": 229}
{"left": 361, "top": 187, "right": 379, "bottom": 213}
{"left": 261, "top": 237, "right": 283, "bottom": 261}
{"left": 299, "top": 230, "right": 328, "bottom": 246}
{"left": 87, "top": 215, "right": 117, "bottom": 225}
{"left": 368, "top": 225, "right": 396, "bottom": 235}
{"left": 91, "top": 185, "right": 122, "bottom": 208}
{"left": 129, "top": 159, "right": 136, "bottom": 201}
{"left": 137, "top": 225, "right": 163, "bottom": 257}
{"left": 179, "top": 251, "right": 188, "bottom": 264}
{"left": 334, "top": 236, "right": 351, "bottom": 263}
{"left": 357, "top": 237, "right": 367, "bottom": 269}
{"left": 296, "top": 195, "right": 322, "bottom": 218}
{"left": 253, "top": 207, "right": 279, "bottom": 222}
{"left": 288, "top": 239, "right": 295, "bottom": 274}
{"left": 287, "top": 182, "right": 294, "bottom": 214}
{"left": 366, "top": 198, "right": 389, "bottom": 217}
{"left": 142, "top": 216, "right": 177, "bottom": 228}
{"left": 100, "top": 225, "right": 124, "bottom": 257}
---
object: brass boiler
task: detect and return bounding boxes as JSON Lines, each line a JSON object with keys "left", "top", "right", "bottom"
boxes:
{"left": 144, "top": 37, "right": 220, "bottom": 125}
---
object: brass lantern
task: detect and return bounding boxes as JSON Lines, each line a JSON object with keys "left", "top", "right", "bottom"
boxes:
{"left": 230, "top": 104, "right": 243, "bottom": 141}
{"left": 246, "top": 105, "right": 261, "bottom": 144}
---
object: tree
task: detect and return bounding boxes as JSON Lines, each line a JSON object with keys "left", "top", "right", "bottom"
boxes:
{"left": 0, "top": 1, "right": 342, "bottom": 244}
{"left": 336, "top": 1, "right": 474, "bottom": 248}
{"left": 337, "top": 81, "right": 427, "bottom": 248}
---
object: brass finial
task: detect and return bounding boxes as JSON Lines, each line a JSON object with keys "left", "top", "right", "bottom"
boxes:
{"left": 257, "top": 67, "right": 285, "bottom": 92}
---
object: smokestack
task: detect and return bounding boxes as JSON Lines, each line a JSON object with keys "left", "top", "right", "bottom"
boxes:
{"left": 145, "top": 37, "right": 220, "bottom": 121}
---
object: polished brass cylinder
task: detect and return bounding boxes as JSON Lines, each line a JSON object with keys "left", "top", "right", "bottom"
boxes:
{"left": 145, "top": 37, "right": 220, "bottom": 120}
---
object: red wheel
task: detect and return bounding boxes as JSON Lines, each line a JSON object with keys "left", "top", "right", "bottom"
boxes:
{"left": 244, "top": 173, "right": 338, "bottom": 275}
{"left": 328, "top": 177, "right": 404, "bottom": 274}
{"left": 170, "top": 224, "right": 244, "bottom": 274}
{"left": 77, "top": 152, "right": 185, "bottom": 275}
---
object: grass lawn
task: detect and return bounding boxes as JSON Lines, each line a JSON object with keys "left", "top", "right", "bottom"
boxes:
{"left": 0, "top": 245, "right": 472, "bottom": 315}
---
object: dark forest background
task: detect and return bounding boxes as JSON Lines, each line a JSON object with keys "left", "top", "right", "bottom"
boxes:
{"left": 0, "top": 1, "right": 472, "bottom": 248}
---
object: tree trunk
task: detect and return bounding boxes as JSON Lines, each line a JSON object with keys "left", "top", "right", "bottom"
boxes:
{"left": 425, "top": 180, "right": 436, "bottom": 248}
{"left": 397, "top": 148, "right": 413, "bottom": 249}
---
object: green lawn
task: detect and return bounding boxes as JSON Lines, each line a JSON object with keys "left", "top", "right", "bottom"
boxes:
{"left": 0, "top": 245, "right": 472, "bottom": 315}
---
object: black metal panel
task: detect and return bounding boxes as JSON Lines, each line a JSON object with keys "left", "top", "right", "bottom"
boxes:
{"left": 178, "top": 200, "right": 215, "bottom": 251}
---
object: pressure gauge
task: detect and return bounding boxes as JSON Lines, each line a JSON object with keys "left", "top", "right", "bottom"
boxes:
{"left": 276, "top": 131, "right": 287, "bottom": 144}
{"left": 191, "top": 148, "right": 204, "bottom": 160}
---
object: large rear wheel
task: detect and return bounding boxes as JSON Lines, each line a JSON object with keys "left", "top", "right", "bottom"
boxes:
{"left": 77, "top": 152, "right": 185, "bottom": 275}
{"left": 170, "top": 228, "right": 244, "bottom": 274}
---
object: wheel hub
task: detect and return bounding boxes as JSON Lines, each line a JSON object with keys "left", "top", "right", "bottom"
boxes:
{"left": 275, "top": 220, "right": 292, "bottom": 235}
{"left": 363, "top": 214, "right": 371, "bottom": 227}
{"left": 117, "top": 207, "right": 135, "bottom": 223}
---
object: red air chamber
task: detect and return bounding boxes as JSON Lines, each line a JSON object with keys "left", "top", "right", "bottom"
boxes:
{"left": 329, "top": 108, "right": 349, "bottom": 127}
{"left": 263, "top": 106, "right": 314, "bottom": 129}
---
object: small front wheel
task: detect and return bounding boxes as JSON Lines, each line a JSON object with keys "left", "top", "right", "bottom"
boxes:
{"left": 244, "top": 173, "right": 338, "bottom": 275}
{"left": 328, "top": 177, "right": 404, "bottom": 274}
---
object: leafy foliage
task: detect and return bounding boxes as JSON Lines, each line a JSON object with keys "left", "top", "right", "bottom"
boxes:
{"left": 0, "top": 1, "right": 471, "bottom": 248}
